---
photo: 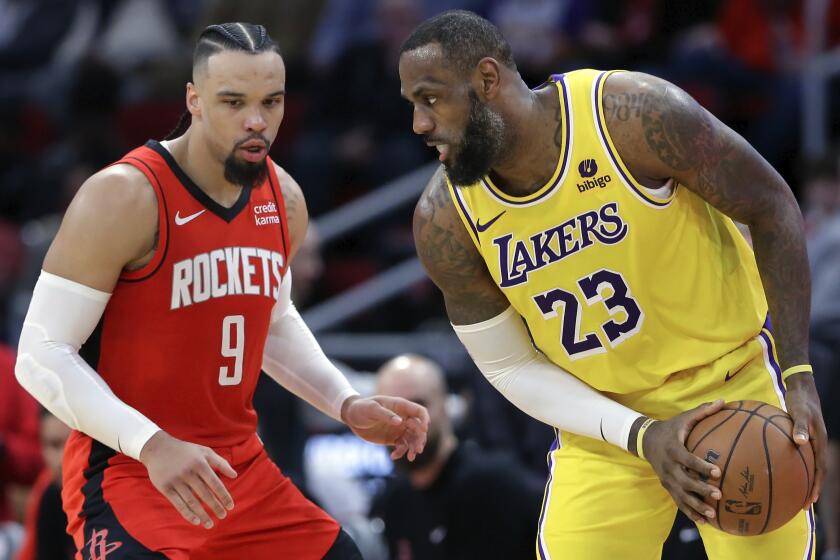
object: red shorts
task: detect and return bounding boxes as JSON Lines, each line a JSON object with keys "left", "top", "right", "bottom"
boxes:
{"left": 62, "top": 432, "right": 339, "bottom": 560}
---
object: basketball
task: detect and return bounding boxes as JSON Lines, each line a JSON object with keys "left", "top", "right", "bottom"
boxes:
{"left": 685, "top": 400, "right": 815, "bottom": 536}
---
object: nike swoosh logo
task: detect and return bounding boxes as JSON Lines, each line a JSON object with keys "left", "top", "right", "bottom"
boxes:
{"left": 174, "top": 209, "right": 206, "bottom": 226}
{"left": 475, "top": 211, "right": 506, "bottom": 233}
{"left": 724, "top": 364, "right": 748, "bottom": 382}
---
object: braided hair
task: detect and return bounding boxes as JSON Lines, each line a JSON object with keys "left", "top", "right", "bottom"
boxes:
{"left": 164, "top": 23, "right": 281, "bottom": 141}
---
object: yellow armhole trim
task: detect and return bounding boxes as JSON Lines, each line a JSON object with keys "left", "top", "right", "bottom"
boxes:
{"left": 594, "top": 70, "right": 677, "bottom": 207}
{"left": 446, "top": 177, "right": 481, "bottom": 250}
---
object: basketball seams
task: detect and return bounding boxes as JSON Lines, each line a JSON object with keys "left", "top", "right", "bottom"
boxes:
{"left": 688, "top": 409, "right": 741, "bottom": 454}
{"left": 714, "top": 413, "right": 755, "bottom": 529}
{"left": 760, "top": 421, "right": 774, "bottom": 534}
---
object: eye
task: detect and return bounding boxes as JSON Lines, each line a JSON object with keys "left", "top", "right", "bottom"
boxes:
{"left": 224, "top": 99, "right": 243, "bottom": 108}
{"left": 263, "top": 98, "right": 282, "bottom": 107}
{"left": 426, "top": 96, "right": 437, "bottom": 106}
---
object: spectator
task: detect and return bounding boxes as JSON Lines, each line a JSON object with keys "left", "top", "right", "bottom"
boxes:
{"left": 371, "top": 354, "right": 544, "bottom": 559}
{"left": 0, "top": 345, "right": 42, "bottom": 560}
{"left": 15, "top": 410, "right": 74, "bottom": 560}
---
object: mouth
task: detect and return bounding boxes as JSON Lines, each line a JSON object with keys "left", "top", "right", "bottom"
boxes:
{"left": 238, "top": 140, "right": 268, "bottom": 163}
{"left": 426, "top": 142, "right": 450, "bottom": 163}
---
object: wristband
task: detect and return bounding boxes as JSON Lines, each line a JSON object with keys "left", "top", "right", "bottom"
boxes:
{"left": 782, "top": 364, "right": 813, "bottom": 381}
{"left": 636, "top": 417, "right": 657, "bottom": 460}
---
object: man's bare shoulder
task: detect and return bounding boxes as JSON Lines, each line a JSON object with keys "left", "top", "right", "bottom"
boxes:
{"left": 44, "top": 163, "right": 159, "bottom": 291}
{"left": 414, "top": 167, "right": 461, "bottom": 235}
{"left": 271, "top": 162, "right": 307, "bottom": 259}
{"left": 73, "top": 163, "right": 158, "bottom": 221}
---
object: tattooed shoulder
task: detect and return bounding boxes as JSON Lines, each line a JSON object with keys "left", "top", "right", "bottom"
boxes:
{"left": 413, "top": 168, "right": 510, "bottom": 324}
{"left": 273, "top": 162, "right": 308, "bottom": 255}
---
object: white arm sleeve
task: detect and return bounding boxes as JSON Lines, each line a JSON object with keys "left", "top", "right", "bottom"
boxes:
{"left": 452, "top": 307, "right": 644, "bottom": 451}
{"left": 261, "top": 271, "right": 359, "bottom": 422}
{"left": 15, "top": 271, "right": 161, "bottom": 460}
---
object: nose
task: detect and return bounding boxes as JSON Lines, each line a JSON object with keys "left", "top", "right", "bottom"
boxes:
{"left": 412, "top": 106, "right": 434, "bottom": 136}
{"left": 244, "top": 109, "right": 267, "bottom": 133}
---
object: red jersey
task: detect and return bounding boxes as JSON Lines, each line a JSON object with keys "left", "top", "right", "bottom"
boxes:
{"left": 81, "top": 141, "right": 290, "bottom": 449}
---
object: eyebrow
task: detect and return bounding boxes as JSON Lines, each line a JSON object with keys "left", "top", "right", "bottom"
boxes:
{"left": 401, "top": 80, "right": 446, "bottom": 99}
{"left": 217, "top": 90, "right": 286, "bottom": 98}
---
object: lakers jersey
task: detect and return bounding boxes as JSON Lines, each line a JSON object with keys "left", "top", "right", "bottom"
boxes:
{"left": 448, "top": 69, "right": 767, "bottom": 395}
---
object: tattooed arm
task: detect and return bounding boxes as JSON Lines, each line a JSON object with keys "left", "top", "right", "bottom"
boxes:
{"left": 413, "top": 167, "right": 510, "bottom": 324}
{"left": 604, "top": 72, "right": 825, "bottom": 505}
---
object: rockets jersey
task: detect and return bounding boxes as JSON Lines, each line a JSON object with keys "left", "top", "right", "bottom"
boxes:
{"left": 86, "top": 140, "right": 290, "bottom": 449}
{"left": 448, "top": 69, "right": 768, "bottom": 395}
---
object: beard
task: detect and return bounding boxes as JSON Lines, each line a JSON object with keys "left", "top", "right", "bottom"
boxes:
{"left": 223, "top": 136, "right": 269, "bottom": 189}
{"left": 443, "top": 91, "right": 505, "bottom": 187}
{"left": 392, "top": 429, "right": 443, "bottom": 473}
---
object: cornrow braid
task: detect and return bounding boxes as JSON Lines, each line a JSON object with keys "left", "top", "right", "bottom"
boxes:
{"left": 193, "top": 22, "right": 279, "bottom": 69}
{"left": 163, "top": 110, "right": 191, "bottom": 141}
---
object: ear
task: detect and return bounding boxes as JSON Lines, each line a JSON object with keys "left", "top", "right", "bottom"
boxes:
{"left": 474, "top": 57, "right": 502, "bottom": 102}
{"left": 186, "top": 83, "right": 201, "bottom": 118}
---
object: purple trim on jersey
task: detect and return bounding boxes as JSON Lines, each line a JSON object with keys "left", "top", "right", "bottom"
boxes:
{"left": 537, "top": 436, "right": 560, "bottom": 560}
{"left": 592, "top": 72, "right": 671, "bottom": 208}
{"left": 482, "top": 75, "right": 571, "bottom": 206}
{"left": 759, "top": 329, "right": 786, "bottom": 397}
{"left": 763, "top": 313, "right": 773, "bottom": 333}
{"left": 451, "top": 183, "right": 480, "bottom": 246}
{"left": 806, "top": 508, "right": 815, "bottom": 560}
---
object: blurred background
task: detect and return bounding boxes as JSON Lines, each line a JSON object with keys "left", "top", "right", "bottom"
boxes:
{"left": 0, "top": 0, "right": 839, "bottom": 559}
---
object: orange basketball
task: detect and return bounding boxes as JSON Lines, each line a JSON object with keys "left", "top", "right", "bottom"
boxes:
{"left": 685, "top": 400, "right": 815, "bottom": 536}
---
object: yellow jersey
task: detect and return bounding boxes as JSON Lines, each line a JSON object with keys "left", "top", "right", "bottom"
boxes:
{"left": 448, "top": 69, "right": 768, "bottom": 395}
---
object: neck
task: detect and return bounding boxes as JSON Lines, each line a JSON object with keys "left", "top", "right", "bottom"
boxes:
{"left": 489, "top": 80, "right": 562, "bottom": 196}
{"left": 166, "top": 128, "right": 245, "bottom": 207}
{"left": 408, "top": 433, "right": 457, "bottom": 489}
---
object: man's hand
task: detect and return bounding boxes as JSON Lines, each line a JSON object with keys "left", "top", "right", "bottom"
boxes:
{"left": 642, "top": 400, "right": 725, "bottom": 524}
{"left": 139, "top": 431, "right": 237, "bottom": 529}
{"left": 341, "top": 395, "right": 430, "bottom": 461}
{"left": 785, "top": 372, "right": 826, "bottom": 507}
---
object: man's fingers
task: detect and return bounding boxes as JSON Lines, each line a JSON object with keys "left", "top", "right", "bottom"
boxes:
{"left": 379, "top": 396, "right": 431, "bottom": 428}
{"left": 170, "top": 484, "right": 212, "bottom": 527}
{"left": 809, "top": 421, "right": 827, "bottom": 506}
{"left": 677, "top": 448, "right": 721, "bottom": 481}
{"left": 403, "top": 418, "right": 427, "bottom": 454}
{"left": 403, "top": 416, "right": 426, "bottom": 434}
{"left": 163, "top": 487, "right": 200, "bottom": 525}
{"left": 679, "top": 469, "right": 721, "bottom": 501}
{"left": 390, "top": 442, "right": 408, "bottom": 460}
{"left": 684, "top": 400, "right": 725, "bottom": 430}
{"left": 792, "top": 417, "right": 810, "bottom": 445}
{"left": 206, "top": 452, "right": 238, "bottom": 480}
{"left": 188, "top": 473, "right": 228, "bottom": 520}
{"left": 677, "top": 490, "right": 716, "bottom": 523}
{"left": 175, "top": 482, "right": 213, "bottom": 528}
{"left": 198, "top": 463, "right": 235, "bottom": 511}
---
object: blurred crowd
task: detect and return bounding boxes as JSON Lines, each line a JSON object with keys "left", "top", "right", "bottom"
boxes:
{"left": 1, "top": 0, "right": 839, "bottom": 559}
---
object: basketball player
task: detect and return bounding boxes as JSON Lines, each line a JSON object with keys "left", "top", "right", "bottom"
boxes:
{"left": 400, "top": 11, "right": 825, "bottom": 560}
{"left": 14, "top": 23, "right": 429, "bottom": 560}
